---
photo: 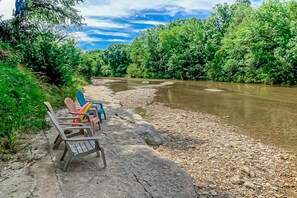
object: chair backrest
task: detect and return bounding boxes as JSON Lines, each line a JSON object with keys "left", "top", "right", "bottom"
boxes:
{"left": 47, "top": 111, "right": 67, "bottom": 140}
{"left": 64, "top": 97, "right": 77, "bottom": 113}
{"left": 64, "top": 97, "right": 80, "bottom": 125}
{"left": 44, "top": 102, "right": 58, "bottom": 120}
{"left": 76, "top": 102, "right": 92, "bottom": 121}
{"left": 76, "top": 90, "right": 87, "bottom": 107}
{"left": 64, "top": 97, "right": 92, "bottom": 124}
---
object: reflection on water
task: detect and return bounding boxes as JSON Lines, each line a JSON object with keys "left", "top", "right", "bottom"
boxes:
{"left": 107, "top": 78, "right": 297, "bottom": 154}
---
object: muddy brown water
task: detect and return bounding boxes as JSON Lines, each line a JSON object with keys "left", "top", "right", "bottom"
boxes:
{"left": 105, "top": 78, "right": 297, "bottom": 154}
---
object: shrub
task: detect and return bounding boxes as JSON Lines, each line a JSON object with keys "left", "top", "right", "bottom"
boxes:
{"left": 101, "top": 65, "right": 112, "bottom": 76}
{"left": 0, "top": 64, "right": 47, "bottom": 149}
{"left": 127, "top": 63, "right": 143, "bottom": 78}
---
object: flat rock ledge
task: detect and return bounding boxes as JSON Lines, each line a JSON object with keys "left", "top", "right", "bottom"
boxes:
{"left": 28, "top": 84, "right": 197, "bottom": 198}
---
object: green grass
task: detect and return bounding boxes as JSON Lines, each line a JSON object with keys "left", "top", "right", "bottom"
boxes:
{"left": 0, "top": 64, "right": 85, "bottom": 151}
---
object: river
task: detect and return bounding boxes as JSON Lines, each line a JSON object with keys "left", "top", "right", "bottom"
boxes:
{"left": 105, "top": 78, "right": 297, "bottom": 154}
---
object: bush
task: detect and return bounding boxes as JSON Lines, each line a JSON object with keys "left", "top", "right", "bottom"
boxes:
{"left": 0, "top": 41, "right": 20, "bottom": 65}
{"left": 0, "top": 64, "right": 47, "bottom": 149}
{"left": 127, "top": 63, "right": 143, "bottom": 78}
{"left": 101, "top": 65, "right": 112, "bottom": 76}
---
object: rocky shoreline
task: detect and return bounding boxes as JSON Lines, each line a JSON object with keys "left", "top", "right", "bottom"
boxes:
{"left": 111, "top": 80, "right": 297, "bottom": 198}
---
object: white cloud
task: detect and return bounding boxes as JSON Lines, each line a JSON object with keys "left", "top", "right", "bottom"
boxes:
{"left": 85, "top": 17, "right": 130, "bottom": 29}
{"left": 72, "top": 31, "right": 103, "bottom": 42}
{"left": 90, "top": 30, "right": 131, "bottom": 37}
{"left": 72, "top": 31, "right": 129, "bottom": 43}
{"left": 0, "top": 0, "right": 15, "bottom": 20}
{"left": 77, "top": 0, "right": 241, "bottom": 19}
{"left": 106, "top": 38, "right": 129, "bottom": 42}
{"left": 129, "top": 20, "right": 165, "bottom": 25}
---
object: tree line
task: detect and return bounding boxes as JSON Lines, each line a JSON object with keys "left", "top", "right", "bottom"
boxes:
{"left": 89, "top": 0, "right": 297, "bottom": 85}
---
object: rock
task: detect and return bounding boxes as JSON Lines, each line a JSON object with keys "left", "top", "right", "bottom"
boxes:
{"left": 208, "top": 153, "right": 216, "bottom": 158}
{"left": 240, "top": 166, "right": 251, "bottom": 176}
{"left": 230, "top": 176, "right": 244, "bottom": 185}
{"left": 127, "top": 108, "right": 134, "bottom": 114}
{"left": 243, "top": 181, "right": 256, "bottom": 189}
{"left": 142, "top": 81, "right": 149, "bottom": 84}
{"left": 0, "top": 169, "right": 37, "bottom": 198}
{"left": 250, "top": 171, "right": 256, "bottom": 178}
{"left": 11, "top": 162, "right": 23, "bottom": 170}
{"left": 135, "top": 121, "right": 164, "bottom": 146}
{"left": 143, "top": 132, "right": 163, "bottom": 146}
{"left": 202, "top": 191, "right": 209, "bottom": 195}
{"left": 210, "top": 190, "right": 218, "bottom": 196}
{"left": 271, "top": 186, "right": 278, "bottom": 191}
{"left": 133, "top": 114, "right": 143, "bottom": 121}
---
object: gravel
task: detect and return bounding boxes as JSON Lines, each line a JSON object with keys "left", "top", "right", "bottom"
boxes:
{"left": 113, "top": 86, "right": 297, "bottom": 198}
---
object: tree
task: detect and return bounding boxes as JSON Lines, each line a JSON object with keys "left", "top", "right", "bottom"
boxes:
{"left": 102, "top": 44, "right": 130, "bottom": 77}
{"left": 217, "top": 0, "right": 297, "bottom": 84}
{"left": 157, "top": 18, "right": 206, "bottom": 79}
{"left": 204, "top": 1, "right": 253, "bottom": 80}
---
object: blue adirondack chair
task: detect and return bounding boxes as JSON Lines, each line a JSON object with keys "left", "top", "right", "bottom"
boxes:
{"left": 76, "top": 90, "right": 106, "bottom": 123}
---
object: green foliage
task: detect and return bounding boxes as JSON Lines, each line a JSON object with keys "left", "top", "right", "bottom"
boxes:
{"left": 23, "top": 0, "right": 85, "bottom": 27}
{"left": 78, "top": 50, "right": 106, "bottom": 78}
{"left": 127, "top": 63, "right": 143, "bottom": 78}
{"left": 101, "top": 65, "right": 112, "bottom": 76}
{"left": 21, "top": 32, "right": 81, "bottom": 86}
{"left": 0, "top": 0, "right": 88, "bottom": 151}
{"left": 217, "top": 0, "right": 297, "bottom": 84}
{"left": 0, "top": 64, "right": 47, "bottom": 149}
{"left": 0, "top": 41, "right": 20, "bottom": 65}
{"left": 102, "top": 44, "right": 130, "bottom": 77}
{"left": 157, "top": 19, "right": 206, "bottom": 80}
{"left": 126, "top": 0, "right": 296, "bottom": 85}
{"left": 130, "top": 26, "right": 163, "bottom": 78}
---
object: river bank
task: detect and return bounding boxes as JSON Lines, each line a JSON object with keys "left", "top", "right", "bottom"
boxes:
{"left": 97, "top": 79, "right": 297, "bottom": 198}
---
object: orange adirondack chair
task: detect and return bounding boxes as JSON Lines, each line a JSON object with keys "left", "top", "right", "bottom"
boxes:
{"left": 64, "top": 98, "right": 101, "bottom": 135}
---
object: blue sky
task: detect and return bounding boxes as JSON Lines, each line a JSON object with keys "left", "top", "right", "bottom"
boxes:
{"left": 0, "top": 0, "right": 261, "bottom": 50}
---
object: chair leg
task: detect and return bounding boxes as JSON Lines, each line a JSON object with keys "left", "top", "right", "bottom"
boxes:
{"left": 100, "top": 147, "right": 107, "bottom": 168}
{"left": 98, "top": 121, "right": 101, "bottom": 130}
{"left": 53, "top": 136, "right": 62, "bottom": 149}
{"left": 60, "top": 146, "right": 68, "bottom": 161}
{"left": 54, "top": 135, "right": 59, "bottom": 144}
{"left": 91, "top": 122, "right": 96, "bottom": 135}
{"left": 63, "top": 154, "right": 74, "bottom": 171}
{"left": 98, "top": 111, "right": 103, "bottom": 124}
{"left": 103, "top": 110, "right": 107, "bottom": 120}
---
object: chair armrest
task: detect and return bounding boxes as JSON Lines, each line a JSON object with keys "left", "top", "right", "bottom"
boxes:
{"left": 87, "top": 100, "right": 103, "bottom": 108}
{"left": 59, "top": 123, "right": 83, "bottom": 126}
{"left": 65, "top": 137, "right": 100, "bottom": 142}
{"left": 58, "top": 116, "right": 78, "bottom": 120}
{"left": 63, "top": 126, "right": 91, "bottom": 131}
{"left": 89, "top": 108, "right": 98, "bottom": 117}
{"left": 69, "top": 111, "right": 88, "bottom": 116}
